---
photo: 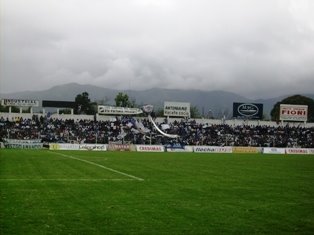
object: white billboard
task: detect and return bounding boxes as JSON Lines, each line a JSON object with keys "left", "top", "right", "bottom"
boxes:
{"left": 263, "top": 148, "right": 286, "bottom": 154}
{"left": 1, "top": 99, "right": 39, "bottom": 107}
{"left": 98, "top": 105, "right": 143, "bottom": 115}
{"left": 164, "top": 101, "right": 190, "bottom": 117}
{"left": 280, "top": 104, "right": 308, "bottom": 122}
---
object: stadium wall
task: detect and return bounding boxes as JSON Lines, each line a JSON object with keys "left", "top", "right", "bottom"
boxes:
{"left": 1, "top": 140, "right": 313, "bottom": 154}
{"left": 45, "top": 143, "right": 314, "bottom": 154}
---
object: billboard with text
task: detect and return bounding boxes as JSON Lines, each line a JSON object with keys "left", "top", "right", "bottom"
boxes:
{"left": 164, "top": 101, "right": 190, "bottom": 117}
{"left": 280, "top": 104, "right": 308, "bottom": 122}
{"left": 98, "top": 106, "right": 143, "bottom": 115}
{"left": 233, "top": 103, "right": 263, "bottom": 119}
{"left": 1, "top": 99, "right": 39, "bottom": 107}
{"left": 42, "top": 100, "right": 76, "bottom": 108}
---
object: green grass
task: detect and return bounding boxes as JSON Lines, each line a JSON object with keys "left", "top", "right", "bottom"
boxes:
{"left": 1, "top": 149, "right": 314, "bottom": 234}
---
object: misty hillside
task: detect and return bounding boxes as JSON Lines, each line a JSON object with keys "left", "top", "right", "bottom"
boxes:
{"left": 1, "top": 83, "right": 313, "bottom": 118}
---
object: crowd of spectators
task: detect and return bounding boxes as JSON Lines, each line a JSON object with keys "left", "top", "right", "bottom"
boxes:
{"left": 0, "top": 115, "right": 313, "bottom": 148}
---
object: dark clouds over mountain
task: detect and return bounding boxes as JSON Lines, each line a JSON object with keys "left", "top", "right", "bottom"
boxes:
{"left": 1, "top": 0, "right": 314, "bottom": 98}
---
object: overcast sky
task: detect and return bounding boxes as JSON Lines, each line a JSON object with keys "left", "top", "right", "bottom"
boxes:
{"left": 1, "top": 0, "right": 314, "bottom": 98}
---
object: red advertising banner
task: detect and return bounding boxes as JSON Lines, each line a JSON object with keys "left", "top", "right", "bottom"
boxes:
{"left": 280, "top": 104, "right": 308, "bottom": 122}
{"left": 108, "top": 144, "right": 130, "bottom": 151}
{"left": 286, "top": 148, "right": 308, "bottom": 154}
{"left": 136, "top": 145, "right": 165, "bottom": 152}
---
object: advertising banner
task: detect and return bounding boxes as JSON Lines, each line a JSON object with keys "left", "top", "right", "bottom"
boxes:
{"left": 1, "top": 99, "right": 39, "bottom": 107}
{"left": 136, "top": 145, "right": 165, "bottom": 152}
{"left": 108, "top": 143, "right": 131, "bottom": 151}
{"left": 98, "top": 105, "right": 143, "bottom": 115}
{"left": 166, "top": 145, "right": 193, "bottom": 152}
{"left": 233, "top": 103, "right": 263, "bottom": 119}
{"left": 232, "top": 147, "right": 261, "bottom": 153}
{"left": 194, "top": 146, "right": 233, "bottom": 153}
{"left": 166, "top": 147, "right": 193, "bottom": 152}
{"left": 165, "top": 143, "right": 184, "bottom": 152}
{"left": 58, "top": 143, "right": 80, "bottom": 150}
{"left": 263, "top": 148, "right": 285, "bottom": 154}
{"left": 79, "top": 144, "right": 107, "bottom": 151}
{"left": 42, "top": 100, "right": 76, "bottom": 108}
{"left": 280, "top": 104, "right": 308, "bottom": 122}
{"left": 286, "top": 148, "right": 309, "bottom": 155}
{"left": 49, "top": 143, "right": 60, "bottom": 150}
{"left": 164, "top": 101, "right": 190, "bottom": 117}
{"left": 49, "top": 143, "right": 80, "bottom": 150}
{"left": 308, "top": 149, "right": 314, "bottom": 155}
{"left": 4, "top": 139, "right": 43, "bottom": 149}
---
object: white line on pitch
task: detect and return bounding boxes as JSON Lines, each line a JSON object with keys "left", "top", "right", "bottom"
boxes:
{"left": 0, "top": 178, "right": 136, "bottom": 181}
{"left": 51, "top": 152, "right": 144, "bottom": 181}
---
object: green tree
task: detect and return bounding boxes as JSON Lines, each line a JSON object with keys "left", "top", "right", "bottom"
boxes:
{"left": 270, "top": 94, "right": 314, "bottom": 122}
{"left": 154, "top": 107, "right": 164, "bottom": 117}
{"left": 74, "top": 92, "right": 95, "bottom": 115}
{"left": 114, "top": 92, "right": 135, "bottom": 107}
{"left": 190, "top": 105, "right": 201, "bottom": 118}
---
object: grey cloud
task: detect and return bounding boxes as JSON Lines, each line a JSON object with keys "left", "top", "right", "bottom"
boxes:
{"left": 1, "top": 0, "right": 314, "bottom": 98}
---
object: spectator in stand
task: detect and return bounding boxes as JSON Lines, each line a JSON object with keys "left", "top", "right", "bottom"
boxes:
{"left": 0, "top": 116, "right": 313, "bottom": 148}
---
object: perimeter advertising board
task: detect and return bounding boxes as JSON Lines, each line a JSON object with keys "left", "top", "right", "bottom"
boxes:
{"left": 232, "top": 147, "right": 261, "bottom": 153}
{"left": 49, "top": 143, "right": 107, "bottom": 151}
{"left": 79, "top": 144, "right": 107, "bottom": 151}
{"left": 233, "top": 103, "right": 263, "bottom": 119}
{"left": 1, "top": 99, "right": 39, "bottom": 107}
{"left": 286, "top": 148, "right": 309, "bottom": 154}
{"left": 108, "top": 143, "right": 131, "bottom": 151}
{"left": 166, "top": 146, "right": 193, "bottom": 152}
{"left": 194, "top": 146, "right": 232, "bottom": 153}
{"left": 263, "top": 148, "right": 285, "bottom": 154}
{"left": 280, "top": 104, "right": 308, "bottom": 122}
{"left": 165, "top": 144, "right": 193, "bottom": 152}
{"left": 49, "top": 143, "right": 80, "bottom": 150}
{"left": 164, "top": 102, "right": 190, "bottom": 117}
{"left": 136, "top": 145, "right": 164, "bottom": 152}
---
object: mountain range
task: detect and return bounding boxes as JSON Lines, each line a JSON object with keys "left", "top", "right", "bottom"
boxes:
{"left": 1, "top": 83, "right": 313, "bottom": 119}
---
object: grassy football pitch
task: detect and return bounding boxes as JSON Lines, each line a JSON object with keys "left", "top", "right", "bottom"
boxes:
{"left": 0, "top": 149, "right": 314, "bottom": 234}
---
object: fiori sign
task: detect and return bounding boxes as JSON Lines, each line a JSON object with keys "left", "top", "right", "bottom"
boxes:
{"left": 280, "top": 104, "right": 308, "bottom": 122}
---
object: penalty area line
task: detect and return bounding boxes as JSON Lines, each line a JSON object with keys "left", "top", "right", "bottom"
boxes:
{"left": 50, "top": 152, "right": 144, "bottom": 181}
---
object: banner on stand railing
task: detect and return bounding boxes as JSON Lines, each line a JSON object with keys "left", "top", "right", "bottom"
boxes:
{"left": 194, "top": 146, "right": 232, "bottom": 153}
{"left": 136, "top": 145, "right": 164, "bottom": 152}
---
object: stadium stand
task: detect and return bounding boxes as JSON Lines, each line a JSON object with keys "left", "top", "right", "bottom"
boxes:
{"left": 0, "top": 115, "right": 313, "bottom": 148}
